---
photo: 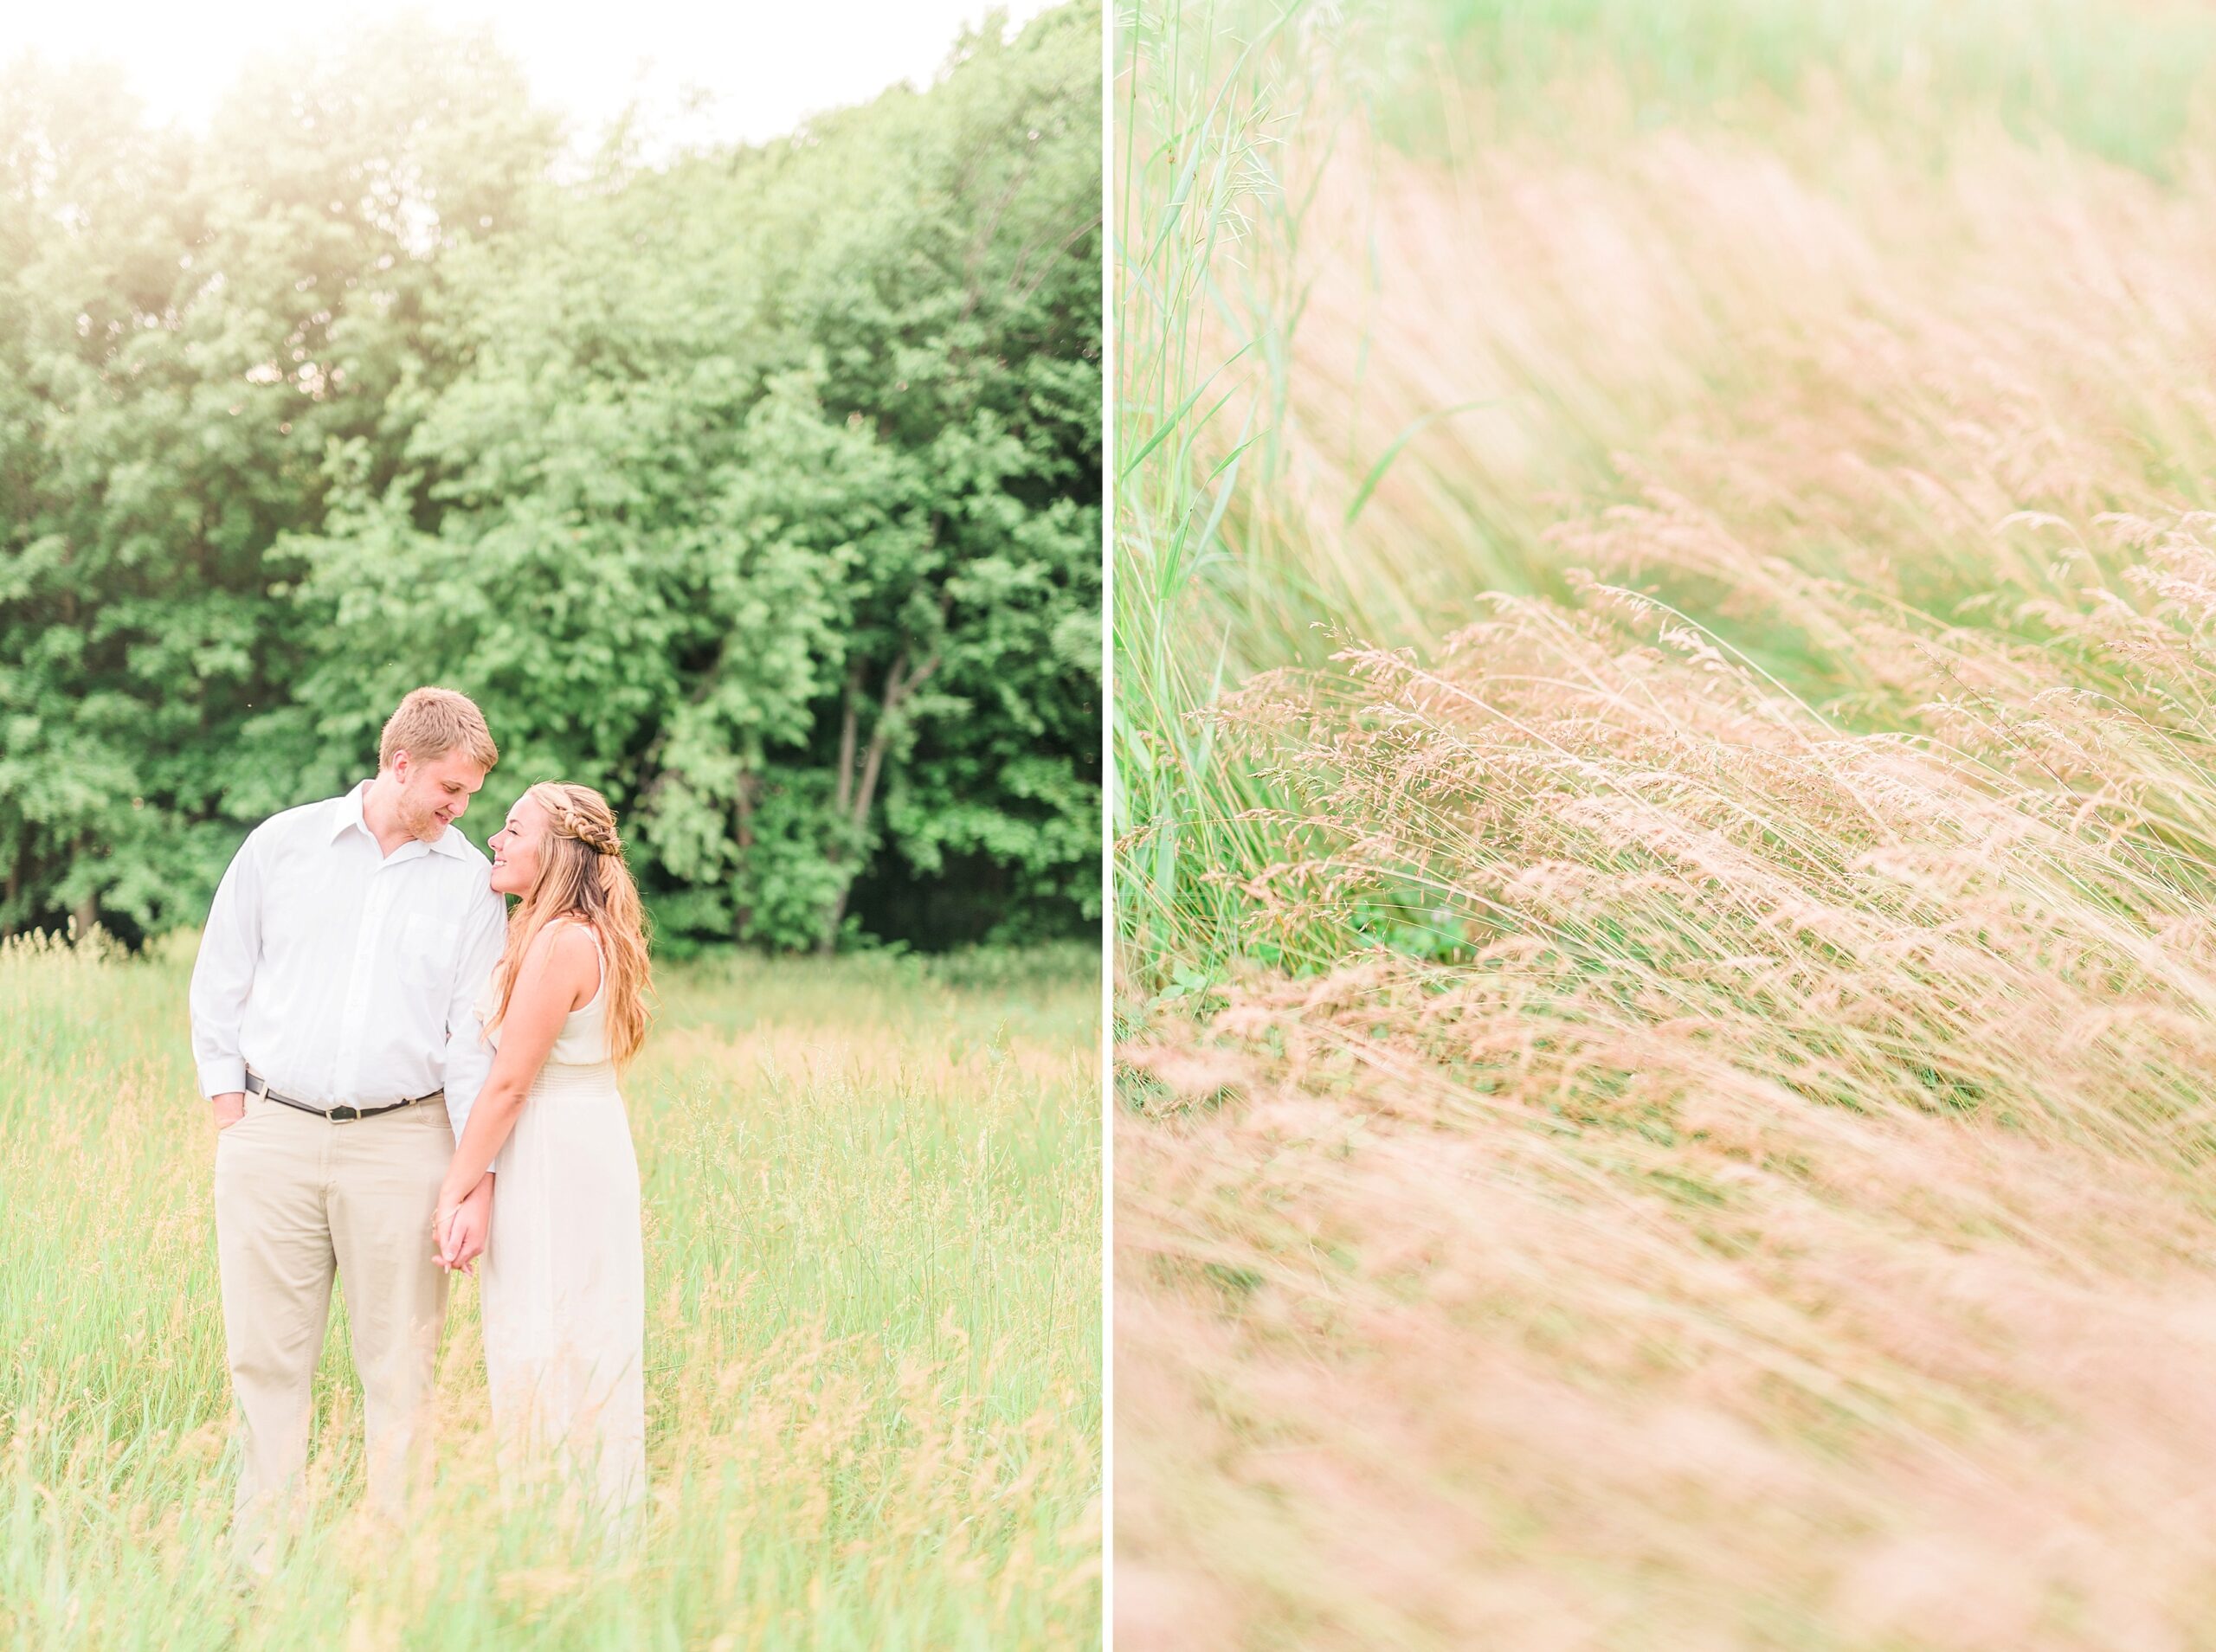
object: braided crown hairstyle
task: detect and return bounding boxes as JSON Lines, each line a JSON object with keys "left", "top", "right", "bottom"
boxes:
{"left": 484, "top": 781, "right": 654, "bottom": 1065}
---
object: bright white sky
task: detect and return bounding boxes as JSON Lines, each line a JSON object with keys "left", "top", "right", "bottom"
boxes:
{"left": 9, "top": 0, "right": 1062, "bottom": 155}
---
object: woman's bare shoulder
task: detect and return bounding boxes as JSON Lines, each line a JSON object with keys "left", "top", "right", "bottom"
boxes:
{"left": 527, "top": 918, "right": 602, "bottom": 983}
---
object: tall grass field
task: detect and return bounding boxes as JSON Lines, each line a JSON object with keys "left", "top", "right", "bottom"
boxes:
{"left": 0, "top": 934, "right": 1099, "bottom": 1649}
{"left": 1118, "top": 0, "right": 2216, "bottom": 1644}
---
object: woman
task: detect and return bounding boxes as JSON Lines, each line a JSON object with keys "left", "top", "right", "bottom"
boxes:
{"left": 433, "top": 780, "right": 653, "bottom": 1528}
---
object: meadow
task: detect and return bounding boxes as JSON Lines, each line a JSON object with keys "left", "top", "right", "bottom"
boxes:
{"left": 1118, "top": 1, "right": 2216, "bottom": 1644}
{"left": 0, "top": 933, "right": 1099, "bottom": 1649}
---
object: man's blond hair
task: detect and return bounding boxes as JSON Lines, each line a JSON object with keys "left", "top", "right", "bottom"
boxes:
{"left": 378, "top": 687, "right": 499, "bottom": 772}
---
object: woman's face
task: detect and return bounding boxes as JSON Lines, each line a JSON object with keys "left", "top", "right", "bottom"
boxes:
{"left": 488, "top": 793, "right": 551, "bottom": 897}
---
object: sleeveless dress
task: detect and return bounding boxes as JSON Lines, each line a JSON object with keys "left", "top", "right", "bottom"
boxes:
{"left": 474, "top": 921, "right": 647, "bottom": 1527}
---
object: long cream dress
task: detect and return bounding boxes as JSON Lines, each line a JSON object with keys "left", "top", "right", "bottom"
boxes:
{"left": 475, "top": 921, "right": 647, "bottom": 1527}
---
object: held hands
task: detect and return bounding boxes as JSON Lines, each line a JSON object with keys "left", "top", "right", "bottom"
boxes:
{"left": 433, "top": 1173, "right": 495, "bottom": 1276}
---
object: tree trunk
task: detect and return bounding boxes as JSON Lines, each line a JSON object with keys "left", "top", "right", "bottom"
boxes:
{"left": 731, "top": 771, "right": 757, "bottom": 942}
{"left": 817, "top": 649, "right": 941, "bottom": 954}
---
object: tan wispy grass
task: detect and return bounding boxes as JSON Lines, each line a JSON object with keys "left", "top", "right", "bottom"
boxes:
{"left": 1121, "top": 588, "right": 2216, "bottom": 1645}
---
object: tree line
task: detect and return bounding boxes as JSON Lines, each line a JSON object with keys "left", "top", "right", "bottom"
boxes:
{"left": 0, "top": 2, "right": 1101, "bottom": 953}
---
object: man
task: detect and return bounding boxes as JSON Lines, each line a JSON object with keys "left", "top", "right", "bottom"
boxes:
{"left": 190, "top": 686, "right": 508, "bottom": 1564}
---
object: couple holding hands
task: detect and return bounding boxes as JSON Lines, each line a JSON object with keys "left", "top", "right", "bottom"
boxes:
{"left": 189, "top": 686, "right": 653, "bottom": 1568}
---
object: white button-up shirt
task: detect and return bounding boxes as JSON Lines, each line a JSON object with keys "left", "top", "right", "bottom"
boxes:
{"left": 188, "top": 780, "right": 509, "bottom": 1152}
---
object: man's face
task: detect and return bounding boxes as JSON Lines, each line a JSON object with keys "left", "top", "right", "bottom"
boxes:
{"left": 392, "top": 749, "right": 488, "bottom": 842}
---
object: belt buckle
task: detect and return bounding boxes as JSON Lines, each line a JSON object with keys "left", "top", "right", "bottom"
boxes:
{"left": 327, "top": 1102, "right": 362, "bottom": 1124}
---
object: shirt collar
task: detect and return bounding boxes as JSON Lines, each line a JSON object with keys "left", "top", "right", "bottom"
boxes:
{"left": 329, "top": 779, "right": 476, "bottom": 861}
{"left": 329, "top": 781, "right": 371, "bottom": 842}
{"left": 427, "top": 827, "right": 475, "bottom": 862}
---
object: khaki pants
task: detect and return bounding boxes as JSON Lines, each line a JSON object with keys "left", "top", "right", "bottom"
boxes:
{"left": 213, "top": 1088, "right": 454, "bottom": 1539}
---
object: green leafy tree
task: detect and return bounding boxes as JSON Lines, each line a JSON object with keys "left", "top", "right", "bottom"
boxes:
{"left": 1, "top": 3, "right": 1101, "bottom": 953}
{"left": 0, "top": 29, "right": 552, "bottom": 936}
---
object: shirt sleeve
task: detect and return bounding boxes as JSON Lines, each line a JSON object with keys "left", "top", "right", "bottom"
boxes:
{"left": 442, "top": 879, "right": 509, "bottom": 1169}
{"left": 189, "top": 827, "right": 263, "bottom": 1098}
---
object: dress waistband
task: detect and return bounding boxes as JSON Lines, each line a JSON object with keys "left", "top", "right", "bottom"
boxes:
{"left": 529, "top": 1059, "right": 620, "bottom": 1096}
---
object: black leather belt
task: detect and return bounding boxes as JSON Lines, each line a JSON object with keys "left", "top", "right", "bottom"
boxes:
{"left": 244, "top": 1069, "right": 443, "bottom": 1124}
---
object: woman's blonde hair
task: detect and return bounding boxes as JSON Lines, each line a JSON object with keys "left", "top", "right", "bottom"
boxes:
{"left": 486, "top": 781, "right": 653, "bottom": 1066}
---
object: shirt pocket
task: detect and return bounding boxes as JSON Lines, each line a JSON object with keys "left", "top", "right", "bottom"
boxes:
{"left": 396, "top": 910, "right": 461, "bottom": 994}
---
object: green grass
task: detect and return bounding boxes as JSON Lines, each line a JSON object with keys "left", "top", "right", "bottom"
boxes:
{"left": 0, "top": 932, "right": 1099, "bottom": 1649}
{"left": 1419, "top": 0, "right": 2216, "bottom": 177}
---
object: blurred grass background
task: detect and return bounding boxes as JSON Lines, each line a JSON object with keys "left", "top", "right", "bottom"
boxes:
{"left": 1116, "top": 2, "right": 2216, "bottom": 1645}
